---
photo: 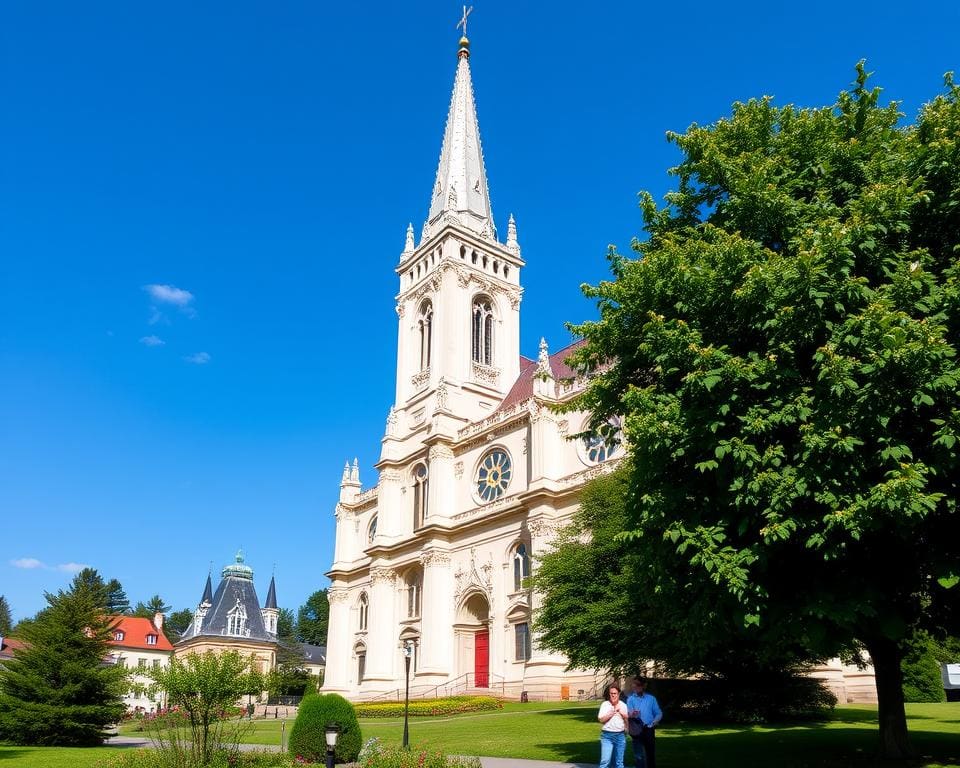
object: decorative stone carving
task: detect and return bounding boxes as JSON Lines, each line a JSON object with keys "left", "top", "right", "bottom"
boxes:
{"left": 521, "top": 437, "right": 528, "bottom": 455}
{"left": 408, "top": 408, "right": 426, "bottom": 428}
{"left": 380, "top": 468, "right": 403, "bottom": 483}
{"left": 528, "top": 517, "right": 559, "bottom": 539}
{"left": 428, "top": 443, "right": 454, "bottom": 460}
{"left": 472, "top": 362, "right": 500, "bottom": 387}
{"left": 435, "top": 377, "right": 449, "bottom": 410}
{"left": 370, "top": 567, "right": 396, "bottom": 586}
{"left": 454, "top": 547, "right": 495, "bottom": 606}
{"left": 420, "top": 549, "right": 452, "bottom": 567}
{"left": 386, "top": 407, "right": 398, "bottom": 437}
{"left": 411, "top": 368, "right": 431, "bottom": 391}
{"left": 395, "top": 303, "right": 405, "bottom": 317}
{"left": 328, "top": 588, "right": 349, "bottom": 604}
{"left": 454, "top": 461, "right": 464, "bottom": 479}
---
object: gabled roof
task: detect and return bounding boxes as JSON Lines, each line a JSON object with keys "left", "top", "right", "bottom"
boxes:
{"left": 0, "top": 637, "right": 25, "bottom": 661}
{"left": 107, "top": 616, "right": 173, "bottom": 652}
{"left": 496, "top": 338, "right": 587, "bottom": 413}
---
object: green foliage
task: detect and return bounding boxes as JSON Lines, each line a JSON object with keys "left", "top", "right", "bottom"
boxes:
{"left": 105, "top": 580, "right": 130, "bottom": 615}
{"left": 0, "top": 595, "right": 11, "bottom": 636}
{"left": 95, "top": 747, "right": 296, "bottom": 768}
{"left": 295, "top": 590, "right": 329, "bottom": 646}
{"left": 902, "top": 631, "right": 947, "bottom": 703}
{"left": 134, "top": 595, "right": 171, "bottom": 619}
{"left": 0, "top": 580, "right": 127, "bottom": 745}
{"left": 357, "top": 742, "right": 481, "bottom": 768}
{"left": 355, "top": 695, "right": 502, "bottom": 718}
{"left": 276, "top": 608, "right": 296, "bottom": 640}
{"left": 146, "top": 650, "right": 263, "bottom": 765}
{"left": 288, "top": 692, "right": 360, "bottom": 764}
{"left": 166, "top": 609, "right": 194, "bottom": 644}
{"left": 564, "top": 64, "right": 960, "bottom": 758}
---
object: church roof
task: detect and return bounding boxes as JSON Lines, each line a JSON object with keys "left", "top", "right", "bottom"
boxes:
{"left": 264, "top": 575, "right": 278, "bottom": 610}
{"left": 423, "top": 35, "right": 496, "bottom": 242}
{"left": 200, "top": 573, "right": 213, "bottom": 605}
{"left": 496, "top": 339, "right": 587, "bottom": 412}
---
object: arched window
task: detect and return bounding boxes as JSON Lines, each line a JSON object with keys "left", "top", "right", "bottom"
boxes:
{"left": 472, "top": 297, "right": 494, "bottom": 365}
{"left": 513, "top": 543, "right": 530, "bottom": 592}
{"left": 355, "top": 643, "right": 367, "bottom": 683}
{"left": 406, "top": 571, "right": 422, "bottom": 618}
{"left": 417, "top": 301, "right": 433, "bottom": 370}
{"left": 412, "top": 463, "right": 429, "bottom": 529}
{"left": 367, "top": 515, "right": 378, "bottom": 544}
{"left": 358, "top": 593, "right": 369, "bottom": 632}
{"left": 226, "top": 598, "right": 247, "bottom": 636}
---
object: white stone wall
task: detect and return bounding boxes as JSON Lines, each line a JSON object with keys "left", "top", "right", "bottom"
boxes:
{"left": 113, "top": 648, "right": 171, "bottom": 712}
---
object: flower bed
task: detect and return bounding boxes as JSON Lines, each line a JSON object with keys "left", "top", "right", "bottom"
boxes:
{"left": 358, "top": 741, "right": 481, "bottom": 768}
{"left": 355, "top": 696, "right": 502, "bottom": 719}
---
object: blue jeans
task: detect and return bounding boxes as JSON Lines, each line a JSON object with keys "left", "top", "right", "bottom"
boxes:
{"left": 600, "top": 730, "right": 626, "bottom": 768}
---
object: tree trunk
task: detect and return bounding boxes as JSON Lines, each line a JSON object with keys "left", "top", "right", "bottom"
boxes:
{"left": 865, "top": 636, "right": 911, "bottom": 760}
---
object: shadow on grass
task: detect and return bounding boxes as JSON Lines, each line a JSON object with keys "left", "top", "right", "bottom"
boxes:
{"left": 0, "top": 749, "right": 30, "bottom": 761}
{"left": 539, "top": 727, "right": 960, "bottom": 768}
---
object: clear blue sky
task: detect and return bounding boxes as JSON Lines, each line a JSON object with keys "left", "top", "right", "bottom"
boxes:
{"left": 1, "top": 1, "right": 957, "bottom": 623}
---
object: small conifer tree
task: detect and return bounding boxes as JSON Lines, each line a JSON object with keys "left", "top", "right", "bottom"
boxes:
{"left": 0, "top": 583, "right": 127, "bottom": 745}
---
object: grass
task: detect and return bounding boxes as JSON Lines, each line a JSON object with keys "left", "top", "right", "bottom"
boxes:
{"left": 0, "top": 746, "right": 117, "bottom": 767}
{"left": 10, "top": 702, "right": 960, "bottom": 766}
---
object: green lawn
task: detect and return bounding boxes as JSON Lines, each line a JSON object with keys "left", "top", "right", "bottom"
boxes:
{"left": 9, "top": 702, "right": 960, "bottom": 767}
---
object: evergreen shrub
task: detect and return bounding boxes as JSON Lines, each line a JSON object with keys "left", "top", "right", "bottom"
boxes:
{"left": 902, "top": 632, "right": 947, "bottom": 703}
{"left": 288, "top": 693, "right": 361, "bottom": 764}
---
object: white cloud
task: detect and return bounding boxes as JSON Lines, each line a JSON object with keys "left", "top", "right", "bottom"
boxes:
{"left": 139, "top": 335, "right": 165, "bottom": 347}
{"left": 184, "top": 352, "right": 211, "bottom": 365}
{"left": 11, "top": 557, "right": 44, "bottom": 569}
{"left": 144, "top": 284, "right": 194, "bottom": 307}
{"left": 56, "top": 562, "right": 89, "bottom": 573}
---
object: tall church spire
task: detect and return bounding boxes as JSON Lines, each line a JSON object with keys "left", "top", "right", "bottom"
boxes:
{"left": 424, "top": 31, "right": 495, "bottom": 242}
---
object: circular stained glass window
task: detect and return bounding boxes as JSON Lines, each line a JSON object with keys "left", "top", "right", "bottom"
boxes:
{"left": 476, "top": 449, "right": 512, "bottom": 503}
{"left": 580, "top": 416, "right": 623, "bottom": 465}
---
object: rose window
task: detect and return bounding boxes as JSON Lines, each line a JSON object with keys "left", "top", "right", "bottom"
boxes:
{"left": 581, "top": 416, "right": 623, "bottom": 465}
{"left": 476, "top": 449, "right": 512, "bottom": 502}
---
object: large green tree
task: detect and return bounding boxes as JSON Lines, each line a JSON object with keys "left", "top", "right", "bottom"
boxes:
{"left": 296, "top": 590, "right": 329, "bottom": 646}
{"left": 166, "top": 608, "right": 194, "bottom": 644}
{"left": 0, "top": 596, "right": 12, "bottom": 636}
{"left": 69, "top": 568, "right": 129, "bottom": 615}
{"left": 565, "top": 66, "right": 960, "bottom": 758}
{"left": 0, "top": 581, "right": 127, "bottom": 744}
{"left": 133, "top": 594, "right": 171, "bottom": 618}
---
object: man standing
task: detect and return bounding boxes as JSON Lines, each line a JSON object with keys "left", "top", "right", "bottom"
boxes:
{"left": 626, "top": 676, "right": 662, "bottom": 768}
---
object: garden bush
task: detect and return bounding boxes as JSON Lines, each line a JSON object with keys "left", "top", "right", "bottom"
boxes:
{"left": 355, "top": 695, "right": 501, "bottom": 718}
{"left": 902, "top": 631, "right": 947, "bottom": 703}
{"left": 357, "top": 742, "right": 481, "bottom": 768}
{"left": 96, "top": 747, "right": 294, "bottom": 767}
{"left": 648, "top": 673, "right": 836, "bottom": 723}
{"left": 288, "top": 692, "right": 361, "bottom": 764}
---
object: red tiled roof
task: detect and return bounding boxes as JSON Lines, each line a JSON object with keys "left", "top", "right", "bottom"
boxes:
{"left": 0, "top": 637, "right": 25, "bottom": 660}
{"left": 496, "top": 339, "right": 588, "bottom": 413}
{"left": 107, "top": 616, "right": 174, "bottom": 652}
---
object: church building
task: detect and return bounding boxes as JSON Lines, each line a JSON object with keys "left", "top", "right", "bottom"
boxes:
{"left": 322, "top": 30, "right": 876, "bottom": 704}
{"left": 177, "top": 551, "right": 280, "bottom": 675}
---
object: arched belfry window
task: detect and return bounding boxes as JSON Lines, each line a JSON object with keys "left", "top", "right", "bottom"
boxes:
{"left": 513, "top": 542, "right": 530, "bottom": 592}
{"left": 358, "top": 593, "right": 369, "bottom": 632}
{"left": 226, "top": 598, "right": 247, "bottom": 636}
{"left": 412, "top": 463, "right": 429, "bottom": 529}
{"left": 417, "top": 301, "right": 433, "bottom": 370}
{"left": 472, "top": 296, "right": 494, "bottom": 365}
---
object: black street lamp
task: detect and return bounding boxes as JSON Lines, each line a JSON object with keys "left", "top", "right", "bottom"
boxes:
{"left": 402, "top": 640, "right": 413, "bottom": 749}
{"left": 324, "top": 723, "right": 340, "bottom": 768}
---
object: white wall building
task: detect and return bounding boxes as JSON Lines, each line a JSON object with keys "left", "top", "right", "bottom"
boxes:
{"left": 322, "top": 30, "right": 876, "bottom": 705}
{"left": 108, "top": 614, "right": 173, "bottom": 712}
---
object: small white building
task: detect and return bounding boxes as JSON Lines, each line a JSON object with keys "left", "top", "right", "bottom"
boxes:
{"left": 108, "top": 614, "right": 173, "bottom": 712}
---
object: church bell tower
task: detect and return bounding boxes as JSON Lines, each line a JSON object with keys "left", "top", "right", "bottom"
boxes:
{"left": 390, "top": 33, "right": 524, "bottom": 441}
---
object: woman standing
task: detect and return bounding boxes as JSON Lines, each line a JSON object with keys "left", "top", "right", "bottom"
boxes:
{"left": 597, "top": 682, "right": 629, "bottom": 768}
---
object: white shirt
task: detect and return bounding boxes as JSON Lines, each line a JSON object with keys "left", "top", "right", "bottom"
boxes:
{"left": 598, "top": 700, "right": 628, "bottom": 732}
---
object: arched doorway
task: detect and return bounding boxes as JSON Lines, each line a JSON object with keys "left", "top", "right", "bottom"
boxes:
{"left": 455, "top": 591, "right": 490, "bottom": 688}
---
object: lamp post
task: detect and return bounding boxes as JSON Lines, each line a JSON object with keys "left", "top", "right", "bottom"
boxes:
{"left": 402, "top": 640, "right": 413, "bottom": 749}
{"left": 324, "top": 723, "right": 340, "bottom": 768}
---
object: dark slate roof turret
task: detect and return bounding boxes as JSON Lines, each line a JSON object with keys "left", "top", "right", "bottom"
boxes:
{"left": 200, "top": 573, "right": 213, "bottom": 605}
{"left": 264, "top": 575, "right": 278, "bottom": 610}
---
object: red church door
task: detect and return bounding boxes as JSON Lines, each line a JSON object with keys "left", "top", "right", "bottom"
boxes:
{"left": 474, "top": 630, "right": 489, "bottom": 688}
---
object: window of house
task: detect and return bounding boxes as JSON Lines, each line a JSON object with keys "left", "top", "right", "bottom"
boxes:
{"left": 152, "top": 658, "right": 161, "bottom": 669}
{"left": 580, "top": 416, "right": 624, "bottom": 465}
{"left": 138, "top": 658, "right": 147, "bottom": 670}
{"left": 513, "top": 543, "right": 530, "bottom": 592}
{"left": 367, "top": 514, "right": 378, "bottom": 544}
{"left": 407, "top": 572, "right": 422, "bottom": 618}
{"left": 515, "top": 622, "right": 532, "bottom": 662}
{"left": 418, "top": 301, "right": 433, "bottom": 370}
{"left": 412, "top": 463, "right": 429, "bottom": 529}
{"left": 357, "top": 651, "right": 366, "bottom": 682}
{"left": 358, "top": 593, "right": 369, "bottom": 632}
{"left": 476, "top": 448, "right": 512, "bottom": 502}
{"left": 226, "top": 599, "right": 247, "bottom": 636}
{"left": 472, "top": 297, "right": 494, "bottom": 365}
{"left": 114, "top": 631, "right": 125, "bottom": 642}
{"left": 146, "top": 634, "right": 157, "bottom": 645}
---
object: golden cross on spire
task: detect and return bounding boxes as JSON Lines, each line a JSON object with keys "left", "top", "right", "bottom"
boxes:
{"left": 457, "top": 5, "right": 473, "bottom": 37}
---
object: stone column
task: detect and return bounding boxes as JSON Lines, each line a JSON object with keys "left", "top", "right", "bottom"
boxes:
{"left": 377, "top": 469, "right": 405, "bottom": 540}
{"left": 321, "top": 586, "right": 352, "bottom": 693}
{"left": 418, "top": 549, "right": 453, "bottom": 676}
{"left": 527, "top": 515, "right": 567, "bottom": 667}
{"left": 529, "top": 403, "right": 563, "bottom": 482}
{"left": 426, "top": 443, "right": 455, "bottom": 526}
{"left": 364, "top": 567, "right": 398, "bottom": 684}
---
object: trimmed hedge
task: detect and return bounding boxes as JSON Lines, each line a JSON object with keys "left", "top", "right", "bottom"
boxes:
{"left": 355, "top": 695, "right": 502, "bottom": 718}
{"left": 288, "top": 693, "right": 361, "bottom": 764}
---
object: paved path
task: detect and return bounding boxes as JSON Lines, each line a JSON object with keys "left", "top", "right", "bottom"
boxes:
{"left": 104, "top": 737, "right": 598, "bottom": 766}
